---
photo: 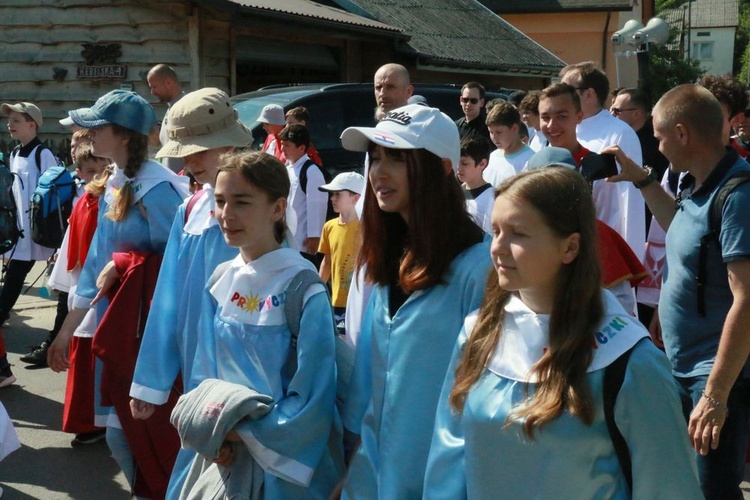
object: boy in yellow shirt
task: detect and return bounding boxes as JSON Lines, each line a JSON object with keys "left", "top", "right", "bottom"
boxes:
{"left": 317, "top": 171, "right": 364, "bottom": 335}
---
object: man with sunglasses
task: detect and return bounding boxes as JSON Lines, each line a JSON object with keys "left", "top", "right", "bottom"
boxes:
{"left": 456, "top": 82, "right": 490, "bottom": 140}
{"left": 612, "top": 88, "right": 670, "bottom": 200}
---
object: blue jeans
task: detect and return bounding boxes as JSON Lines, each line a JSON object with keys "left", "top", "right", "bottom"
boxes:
{"left": 676, "top": 375, "right": 750, "bottom": 500}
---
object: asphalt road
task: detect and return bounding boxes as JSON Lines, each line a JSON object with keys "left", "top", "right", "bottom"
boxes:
{"left": 0, "top": 262, "right": 128, "bottom": 499}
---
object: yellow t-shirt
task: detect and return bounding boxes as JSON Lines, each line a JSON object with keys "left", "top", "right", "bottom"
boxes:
{"left": 317, "top": 217, "right": 360, "bottom": 307}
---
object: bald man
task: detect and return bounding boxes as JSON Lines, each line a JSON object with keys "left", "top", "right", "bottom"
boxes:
{"left": 606, "top": 84, "right": 750, "bottom": 499}
{"left": 147, "top": 64, "right": 185, "bottom": 173}
{"left": 373, "top": 63, "right": 413, "bottom": 119}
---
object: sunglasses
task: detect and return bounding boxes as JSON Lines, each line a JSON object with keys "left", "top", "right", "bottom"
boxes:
{"left": 611, "top": 107, "right": 638, "bottom": 116}
{"left": 460, "top": 97, "right": 480, "bottom": 104}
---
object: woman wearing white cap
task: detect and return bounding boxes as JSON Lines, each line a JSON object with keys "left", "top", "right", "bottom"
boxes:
{"left": 337, "top": 104, "right": 492, "bottom": 498}
{"left": 127, "top": 87, "right": 254, "bottom": 498}
{"left": 47, "top": 90, "right": 189, "bottom": 498}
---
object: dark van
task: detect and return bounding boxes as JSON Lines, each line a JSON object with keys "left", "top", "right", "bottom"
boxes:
{"left": 232, "top": 83, "right": 511, "bottom": 174}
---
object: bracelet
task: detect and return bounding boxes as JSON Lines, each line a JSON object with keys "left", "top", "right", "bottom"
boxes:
{"left": 701, "top": 390, "right": 729, "bottom": 413}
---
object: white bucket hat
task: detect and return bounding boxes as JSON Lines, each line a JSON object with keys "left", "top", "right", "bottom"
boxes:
{"left": 257, "top": 104, "right": 286, "bottom": 126}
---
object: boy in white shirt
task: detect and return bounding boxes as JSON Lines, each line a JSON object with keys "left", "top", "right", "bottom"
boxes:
{"left": 458, "top": 135, "right": 494, "bottom": 234}
{"left": 279, "top": 124, "right": 328, "bottom": 265}
{"left": 483, "top": 102, "right": 534, "bottom": 187}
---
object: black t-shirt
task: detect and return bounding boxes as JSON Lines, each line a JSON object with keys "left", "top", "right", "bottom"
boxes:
{"left": 456, "top": 113, "right": 490, "bottom": 140}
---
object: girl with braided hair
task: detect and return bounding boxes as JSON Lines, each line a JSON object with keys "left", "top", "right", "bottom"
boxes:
{"left": 48, "top": 90, "right": 189, "bottom": 498}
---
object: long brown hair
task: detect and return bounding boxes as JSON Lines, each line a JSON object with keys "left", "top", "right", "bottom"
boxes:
{"left": 358, "top": 146, "right": 483, "bottom": 292}
{"left": 218, "top": 151, "right": 290, "bottom": 244}
{"left": 106, "top": 124, "right": 148, "bottom": 221}
{"left": 449, "top": 167, "right": 603, "bottom": 438}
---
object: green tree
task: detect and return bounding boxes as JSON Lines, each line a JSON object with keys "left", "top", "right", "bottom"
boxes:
{"left": 734, "top": 1, "right": 750, "bottom": 80}
{"left": 646, "top": 39, "right": 704, "bottom": 103}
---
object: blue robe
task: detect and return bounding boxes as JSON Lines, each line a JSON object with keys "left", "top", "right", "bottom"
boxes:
{"left": 129, "top": 188, "right": 238, "bottom": 499}
{"left": 73, "top": 162, "right": 187, "bottom": 426}
{"left": 342, "top": 241, "right": 491, "bottom": 499}
{"left": 191, "top": 248, "right": 343, "bottom": 499}
{"left": 423, "top": 293, "right": 702, "bottom": 499}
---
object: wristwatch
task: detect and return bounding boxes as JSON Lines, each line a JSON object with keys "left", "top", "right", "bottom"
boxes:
{"left": 633, "top": 166, "right": 657, "bottom": 189}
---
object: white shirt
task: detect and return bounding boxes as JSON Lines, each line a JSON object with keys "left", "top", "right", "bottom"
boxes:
{"left": 529, "top": 130, "right": 547, "bottom": 152}
{"left": 577, "top": 109, "right": 646, "bottom": 262}
{"left": 483, "top": 145, "right": 535, "bottom": 188}
{"left": 286, "top": 154, "right": 327, "bottom": 250}
{"left": 465, "top": 184, "right": 494, "bottom": 235}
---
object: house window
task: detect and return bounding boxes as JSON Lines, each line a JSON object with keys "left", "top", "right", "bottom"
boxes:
{"left": 696, "top": 31, "right": 711, "bottom": 37}
{"left": 692, "top": 42, "right": 714, "bottom": 60}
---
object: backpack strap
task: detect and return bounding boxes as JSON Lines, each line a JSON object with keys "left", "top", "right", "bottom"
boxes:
{"left": 281, "top": 268, "right": 326, "bottom": 382}
{"left": 697, "top": 171, "right": 750, "bottom": 316}
{"left": 207, "top": 260, "right": 233, "bottom": 289}
{"left": 34, "top": 145, "right": 44, "bottom": 173}
{"left": 299, "top": 159, "right": 316, "bottom": 195}
{"left": 184, "top": 189, "right": 206, "bottom": 225}
{"left": 603, "top": 345, "right": 635, "bottom": 494}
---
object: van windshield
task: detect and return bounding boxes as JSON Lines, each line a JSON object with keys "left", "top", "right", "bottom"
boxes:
{"left": 232, "top": 90, "right": 316, "bottom": 129}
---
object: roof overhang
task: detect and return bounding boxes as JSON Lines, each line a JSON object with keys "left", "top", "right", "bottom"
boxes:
{"left": 195, "top": 0, "right": 406, "bottom": 39}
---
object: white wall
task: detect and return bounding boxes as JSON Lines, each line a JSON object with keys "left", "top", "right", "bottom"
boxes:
{"left": 687, "top": 26, "right": 735, "bottom": 75}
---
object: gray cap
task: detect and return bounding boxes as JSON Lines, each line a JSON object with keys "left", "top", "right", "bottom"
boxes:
{"left": 257, "top": 104, "right": 285, "bottom": 126}
{"left": 526, "top": 147, "right": 577, "bottom": 171}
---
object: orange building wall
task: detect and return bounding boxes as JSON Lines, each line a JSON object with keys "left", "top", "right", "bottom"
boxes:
{"left": 502, "top": 12, "right": 639, "bottom": 90}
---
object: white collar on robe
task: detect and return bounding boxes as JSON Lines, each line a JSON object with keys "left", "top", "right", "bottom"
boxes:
{"left": 105, "top": 160, "right": 190, "bottom": 206}
{"left": 183, "top": 185, "right": 217, "bottom": 235}
{"left": 469, "top": 290, "right": 648, "bottom": 382}
{"left": 210, "top": 248, "right": 318, "bottom": 326}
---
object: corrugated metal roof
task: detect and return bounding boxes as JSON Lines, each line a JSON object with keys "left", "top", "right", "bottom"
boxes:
{"left": 661, "top": 0, "right": 739, "bottom": 29}
{"left": 225, "top": 0, "right": 403, "bottom": 32}
{"left": 481, "top": 0, "right": 633, "bottom": 14}
{"left": 332, "top": 0, "right": 565, "bottom": 75}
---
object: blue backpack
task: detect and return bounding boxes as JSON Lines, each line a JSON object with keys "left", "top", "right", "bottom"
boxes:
{"left": 30, "top": 166, "right": 76, "bottom": 248}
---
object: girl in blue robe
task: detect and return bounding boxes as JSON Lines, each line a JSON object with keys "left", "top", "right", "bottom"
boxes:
{"left": 424, "top": 167, "right": 701, "bottom": 499}
{"left": 47, "top": 90, "right": 189, "bottom": 496}
{"left": 336, "top": 104, "right": 492, "bottom": 498}
{"left": 189, "top": 151, "right": 342, "bottom": 499}
{"left": 127, "top": 89, "right": 252, "bottom": 499}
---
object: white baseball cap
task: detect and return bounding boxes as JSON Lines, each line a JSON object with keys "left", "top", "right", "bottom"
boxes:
{"left": 340, "top": 104, "right": 460, "bottom": 170}
{"left": 319, "top": 172, "right": 365, "bottom": 195}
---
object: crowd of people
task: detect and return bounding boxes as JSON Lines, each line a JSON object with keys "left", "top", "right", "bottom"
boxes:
{"left": 0, "top": 59, "right": 748, "bottom": 499}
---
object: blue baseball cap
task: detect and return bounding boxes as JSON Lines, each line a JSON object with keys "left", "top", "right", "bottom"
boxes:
{"left": 68, "top": 90, "right": 156, "bottom": 136}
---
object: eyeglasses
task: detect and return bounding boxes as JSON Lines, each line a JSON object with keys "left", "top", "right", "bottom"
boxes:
{"left": 611, "top": 107, "right": 638, "bottom": 116}
{"left": 460, "top": 97, "right": 480, "bottom": 104}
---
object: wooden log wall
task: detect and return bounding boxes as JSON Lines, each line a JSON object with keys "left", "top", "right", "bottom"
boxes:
{"left": 0, "top": 0, "right": 232, "bottom": 162}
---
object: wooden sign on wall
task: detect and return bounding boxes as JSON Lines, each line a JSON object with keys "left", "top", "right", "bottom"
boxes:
{"left": 76, "top": 43, "right": 127, "bottom": 80}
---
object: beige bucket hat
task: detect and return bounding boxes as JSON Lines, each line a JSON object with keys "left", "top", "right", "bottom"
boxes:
{"left": 157, "top": 88, "right": 254, "bottom": 158}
